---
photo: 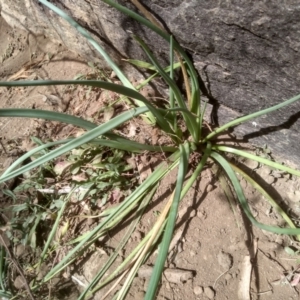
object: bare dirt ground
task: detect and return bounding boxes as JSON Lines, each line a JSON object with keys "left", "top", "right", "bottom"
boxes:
{"left": 1, "top": 15, "right": 300, "bottom": 300}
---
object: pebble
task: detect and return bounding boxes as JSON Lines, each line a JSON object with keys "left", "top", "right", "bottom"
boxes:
{"left": 206, "top": 184, "right": 213, "bottom": 192}
{"left": 204, "top": 286, "right": 215, "bottom": 299}
{"left": 14, "top": 276, "right": 25, "bottom": 290}
{"left": 15, "top": 244, "right": 30, "bottom": 258}
{"left": 193, "top": 285, "right": 203, "bottom": 295}
{"left": 224, "top": 273, "right": 232, "bottom": 281}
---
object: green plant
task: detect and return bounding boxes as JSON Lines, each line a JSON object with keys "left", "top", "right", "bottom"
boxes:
{"left": 1, "top": 0, "right": 300, "bottom": 299}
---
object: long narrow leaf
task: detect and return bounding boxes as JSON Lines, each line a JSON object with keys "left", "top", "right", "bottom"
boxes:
{"left": 101, "top": 0, "right": 201, "bottom": 112}
{"left": 39, "top": 199, "right": 68, "bottom": 264}
{"left": 38, "top": 1, "right": 129, "bottom": 89}
{"left": 134, "top": 36, "right": 198, "bottom": 141}
{"left": 0, "top": 108, "right": 96, "bottom": 130}
{"left": 230, "top": 163, "right": 300, "bottom": 240}
{"left": 1, "top": 139, "right": 72, "bottom": 178}
{"left": 213, "top": 145, "right": 300, "bottom": 177}
{"left": 78, "top": 185, "right": 157, "bottom": 300}
{"left": 204, "top": 93, "right": 300, "bottom": 141}
{"left": 0, "top": 80, "right": 171, "bottom": 131}
{"left": 145, "top": 143, "right": 190, "bottom": 300}
{"left": 210, "top": 151, "right": 300, "bottom": 235}
{"left": 0, "top": 106, "right": 148, "bottom": 183}
{"left": 35, "top": 150, "right": 181, "bottom": 286}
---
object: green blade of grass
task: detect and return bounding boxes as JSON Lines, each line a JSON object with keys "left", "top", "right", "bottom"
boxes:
{"left": 212, "top": 145, "right": 300, "bottom": 177}
{"left": 0, "top": 106, "right": 148, "bottom": 183}
{"left": 134, "top": 35, "right": 198, "bottom": 141}
{"left": 213, "top": 165, "right": 241, "bottom": 229}
{"left": 0, "top": 108, "right": 97, "bottom": 130}
{"left": 204, "top": 93, "right": 300, "bottom": 141}
{"left": 1, "top": 137, "right": 175, "bottom": 180}
{"left": 169, "top": 35, "right": 175, "bottom": 109}
{"left": 38, "top": 0, "right": 158, "bottom": 123}
{"left": 39, "top": 198, "right": 68, "bottom": 265}
{"left": 37, "top": 2, "right": 129, "bottom": 89}
{"left": 125, "top": 59, "right": 181, "bottom": 72}
{"left": 102, "top": 0, "right": 201, "bottom": 116}
{"left": 210, "top": 151, "right": 300, "bottom": 235}
{"left": 0, "top": 80, "right": 172, "bottom": 131}
{"left": 78, "top": 185, "right": 157, "bottom": 300}
{"left": 35, "top": 150, "right": 181, "bottom": 285}
{"left": 230, "top": 163, "right": 300, "bottom": 240}
{"left": 0, "top": 109, "right": 177, "bottom": 156}
{"left": 169, "top": 35, "right": 177, "bottom": 134}
{"left": 1, "top": 139, "right": 71, "bottom": 178}
{"left": 0, "top": 247, "right": 7, "bottom": 292}
{"left": 145, "top": 142, "right": 190, "bottom": 300}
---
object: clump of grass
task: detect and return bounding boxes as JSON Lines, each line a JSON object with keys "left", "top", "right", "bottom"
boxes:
{"left": 0, "top": 0, "right": 300, "bottom": 299}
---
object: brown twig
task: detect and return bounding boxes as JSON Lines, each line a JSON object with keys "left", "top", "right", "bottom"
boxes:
{"left": 0, "top": 233, "right": 35, "bottom": 300}
{"left": 0, "top": 138, "right": 7, "bottom": 155}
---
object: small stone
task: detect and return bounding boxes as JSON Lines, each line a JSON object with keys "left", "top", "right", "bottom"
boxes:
{"left": 14, "top": 276, "right": 25, "bottom": 290}
{"left": 193, "top": 285, "right": 203, "bottom": 295}
{"left": 190, "top": 209, "right": 197, "bottom": 218}
{"left": 197, "top": 210, "right": 207, "bottom": 219}
{"left": 15, "top": 244, "right": 30, "bottom": 258}
{"left": 206, "top": 184, "right": 213, "bottom": 192}
{"left": 286, "top": 190, "right": 300, "bottom": 203}
{"left": 217, "top": 251, "right": 233, "bottom": 271}
{"left": 110, "top": 71, "right": 117, "bottom": 78}
{"left": 204, "top": 286, "right": 215, "bottom": 299}
{"left": 224, "top": 273, "right": 232, "bottom": 281}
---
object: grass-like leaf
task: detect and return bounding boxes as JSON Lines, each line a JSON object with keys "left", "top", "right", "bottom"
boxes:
{"left": 211, "top": 151, "right": 300, "bottom": 235}
{"left": 145, "top": 143, "right": 190, "bottom": 299}
{"left": 0, "top": 80, "right": 172, "bottom": 131}
{"left": 230, "top": 163, "right": 300, "bottom": 240}
{"left": 0, "top": 106, "right": 148, "bottom": 183}
{"left": 213, "top": 145, "right": 300, "bottom": 177}
{"left": 37, "top": 2, "right": 129, "bottom": 89}
{"left": 134, "top": 35, "right": 199, "bottom": 141}
{"left": 205, "top": 93, "right": 300, "bottom": 141}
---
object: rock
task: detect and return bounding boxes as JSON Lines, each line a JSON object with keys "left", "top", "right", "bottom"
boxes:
{"left": 224, "top": 273, "right": 232, "bottom": 281}
{"left": 138, "top": 265, "right": 194, "bottom": 284}
{"left": 14, "top": 276, "right": 25, "bottom": 290}
{"left": 206, "top": 184, "right": 214, "bottom": 192}
{"left": 1, "top": 1, "right": 300, "bottom": 167}
{"left": 36, "top": 263, "right": 48, "bottom": 281}
{"left": 217, "top": 251, "right": 233, "bottom": 271}
{"left": 204, "top": 286, "right": 215, "bottom": 299}
{"left": 193, "top": 285, "right": 203, "bottom": 295}
{"left": 15, "top": 244, "right": 30, "bottom": 258}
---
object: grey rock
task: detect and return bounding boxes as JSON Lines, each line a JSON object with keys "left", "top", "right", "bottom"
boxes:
{"left": 1, "top": 0, "right": 300, "bottom": 167}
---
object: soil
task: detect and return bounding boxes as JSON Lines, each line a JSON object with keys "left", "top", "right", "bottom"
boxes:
{"left": 1, "top": 15, "right": 300, "bottom": 300}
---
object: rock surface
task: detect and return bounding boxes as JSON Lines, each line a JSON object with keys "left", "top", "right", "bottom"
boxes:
{"left": 1, "top": 0, "right": 300, "bottom": 166}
